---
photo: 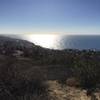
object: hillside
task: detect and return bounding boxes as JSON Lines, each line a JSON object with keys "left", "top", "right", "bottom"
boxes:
{"left": 0, "top": 36, "right": 100, "bottom": 100}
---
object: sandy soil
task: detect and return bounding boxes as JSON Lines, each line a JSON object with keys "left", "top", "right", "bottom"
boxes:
{"left": 47, "top": 81, "right": 100, "bottom": 100}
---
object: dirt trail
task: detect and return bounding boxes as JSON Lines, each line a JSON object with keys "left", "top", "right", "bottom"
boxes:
{"left": 47, "top": 81, "right": 96, "bottom": 100}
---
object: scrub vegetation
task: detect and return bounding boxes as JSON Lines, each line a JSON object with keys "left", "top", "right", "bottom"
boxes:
{"left": 0, "top": 36, "right": 100, "bottom": 100}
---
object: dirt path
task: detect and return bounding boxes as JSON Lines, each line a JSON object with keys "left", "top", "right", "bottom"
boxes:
{"left": 47, "top": 81, "right": 92, "bottom": 100}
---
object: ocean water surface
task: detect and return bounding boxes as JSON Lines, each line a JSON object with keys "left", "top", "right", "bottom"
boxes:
{"left": 59, "top": 35, "right": 100, "bottom": 50}
{"left": 7, "top": 35, "right": 100, "bottom": 50}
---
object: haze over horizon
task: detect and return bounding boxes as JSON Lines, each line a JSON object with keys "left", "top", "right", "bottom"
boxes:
{"left": 0, "top": 0, "right": 100, "bottom": 35}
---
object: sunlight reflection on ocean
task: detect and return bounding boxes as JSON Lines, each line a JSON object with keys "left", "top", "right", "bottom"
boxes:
{"left": 23, "top": 35, "right": 100, "bottom": 50}
{"left": 8, "top": 34, "right": 100, "bottom": 50}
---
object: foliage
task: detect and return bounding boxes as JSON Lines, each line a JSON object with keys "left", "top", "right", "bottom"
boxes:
{"left": 73, "top": 55, "right": 100, "bottom": 91}
{"left": 0, "top": 56, "right": 49, "bottom": 100}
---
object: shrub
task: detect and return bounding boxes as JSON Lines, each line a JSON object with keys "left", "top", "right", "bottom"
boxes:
{"left": 73, "top": 57, "right": 100, "bottom": 92}
{"left": 0, "top": 56, "right": 49, "bottom": 100}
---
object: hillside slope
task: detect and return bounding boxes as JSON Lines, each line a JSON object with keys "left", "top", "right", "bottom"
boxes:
{"left": 0, "top": 36, "right": 100, "bottom": 100}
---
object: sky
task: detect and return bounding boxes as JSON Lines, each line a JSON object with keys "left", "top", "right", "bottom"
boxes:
{"left": 0, "top": 0, "right": 100, "bottom": 34}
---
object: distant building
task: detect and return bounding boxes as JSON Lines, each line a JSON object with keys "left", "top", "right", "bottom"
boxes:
{"left": 13, "top": 50, "right": 24, "bottom": 57}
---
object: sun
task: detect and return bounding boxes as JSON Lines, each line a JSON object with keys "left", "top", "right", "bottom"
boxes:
{"left": 24, "top": 34, "right": 58, "bottom": 49}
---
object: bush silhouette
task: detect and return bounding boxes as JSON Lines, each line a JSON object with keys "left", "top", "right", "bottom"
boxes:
{"left": 0, "top": 56, "right": 49, "bottom": 100}
{"left": 73, "top": 56, "right": 100, "bottom": 94}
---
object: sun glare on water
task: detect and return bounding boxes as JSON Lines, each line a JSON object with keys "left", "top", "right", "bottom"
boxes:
{"left": 24, "top": 34, "right": 59, "bottom": 49}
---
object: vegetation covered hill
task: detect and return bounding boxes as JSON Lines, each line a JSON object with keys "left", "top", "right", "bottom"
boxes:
{"left": 0, "top": 36, "right": 100, "bottom": 100}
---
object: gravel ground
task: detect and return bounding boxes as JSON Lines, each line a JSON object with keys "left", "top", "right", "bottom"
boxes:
{"left": 47, "top": 80, "right": 100, "bottom": 100}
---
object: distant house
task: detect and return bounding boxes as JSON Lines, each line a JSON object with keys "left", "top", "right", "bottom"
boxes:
{"left": 13, "top": 50, "right": 24, "bottom": 57}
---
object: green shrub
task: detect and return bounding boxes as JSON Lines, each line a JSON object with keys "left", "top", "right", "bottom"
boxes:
{"left": 73, "top": 57, "right": 100, "bottom": 91}
{"left": 0, "top": 56, "right": 49, "bottom": 100}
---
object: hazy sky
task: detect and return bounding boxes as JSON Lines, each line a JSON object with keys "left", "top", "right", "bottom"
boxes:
{"left": 0, "top": 0, "right": 100, "bottom": 34}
